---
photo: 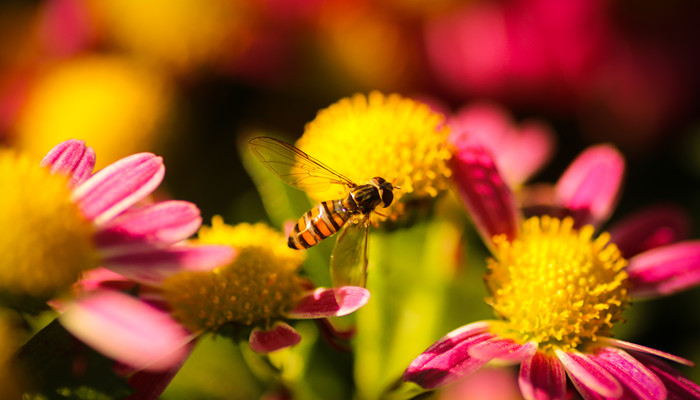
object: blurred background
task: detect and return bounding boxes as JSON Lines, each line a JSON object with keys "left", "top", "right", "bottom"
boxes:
{"left": 2, "top": 0, "right": 700, "bottom": 398}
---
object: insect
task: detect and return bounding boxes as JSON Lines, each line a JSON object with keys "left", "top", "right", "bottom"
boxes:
{"left": 248, "top": 136, "right": 397, "bottom": 288}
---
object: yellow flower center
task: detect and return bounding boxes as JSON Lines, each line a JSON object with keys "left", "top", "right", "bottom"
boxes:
{"left": 161, "top": 218, "right": 307, "bottom": 332}
{"left": 295, "top": 92, "right": 452, "bottom": 221}
{"left": 485, "top": 216, "right": 630, "bottom": 353}
{"left": 0, "top": 150, "right": 98, "bottom": 306}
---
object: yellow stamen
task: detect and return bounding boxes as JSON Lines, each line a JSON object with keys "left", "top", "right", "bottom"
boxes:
{"left": 0, "top": 150, "right": 98, "bottom": 305}
{"left": 295, "top": 92, "right": 452, "bottom": 221}
{"left": 161, "top": 218, "right": 307, "bottom": 332}
{"left": 485, "top": 216, "right": 629, "bottom": 353}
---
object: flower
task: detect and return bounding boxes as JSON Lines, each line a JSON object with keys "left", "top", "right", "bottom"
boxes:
{"left": 448, "top": 100, "right": 556, "bottom": 188}
{"left": 403, "top": 141, "right": 700, "bottom": 398}
{"left": 59, "top": 218, "right": 370, "bottom": 373}
{"left": 90, "top": 0, "right": 237, "bottom": 73}
{"left": 295, "top": 91, "right": 452, "bottom": 221}
{"left": 0, "top": 139, "right": 232, "bottom": 310}
{"left": 16, "top": 56, "right": 171, "bottom": 168}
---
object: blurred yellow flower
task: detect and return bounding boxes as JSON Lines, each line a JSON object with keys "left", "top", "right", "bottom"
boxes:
{"left": 296, "top": 92, "right": 452, "bottom": 221}
{"left": 316, "top": 2, "right": 420, "bottom": 91}
{"left": 15, "top": 56, "right": 170, "bottom": 168}
{"left": 0, "top": 149, "right": 98, "bottom": 302}
{"left": 89, "top": 0, "right": 239, "bottom": 73}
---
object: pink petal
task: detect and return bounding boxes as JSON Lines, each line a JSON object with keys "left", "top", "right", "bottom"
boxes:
{"left": 600, "top": 337, "right": 693, "bottom": 367}
{"left": 588, "top": 347, "right": 666, "bottom": 400}
{"left": 71, "top": 153, "right": 165, "bottom": 226}
{"left": 555, "top": 145, "right": 624, "bottom": 227}
{"left": 103, "top": 245, "right": 236, "bottom": 285}
{"left": 449, "top": 103, "right": 555, "bottom": 187}
{"left": 468, "top": 337, "right": 537, "bottom": 362}
{"left": 626, "top": 241, "right": 700, "bottom": 298}
{"left": 40, "top": 139, "right": 96, "bottom": 187}
{"left": 519, "top": 352, "right": 567, "bottom": 400}
{"left": 95, "top": 201, "right": 203, "bottom": 248}
{"left": 59, "top": 291, "right": 193, "bottom": 371}
{"left": 286, "top": 287, "right": 370, "bottom": 319}
{"left": 249, "top": 322, "right": 301, "bottom": 353}
{"left": 609, "top": 204, "right": 691, "bottom": 258}
{"left": 403, "top": 321, "right": 495, "bottom": 390}
{"left": 555, "top": 349, "right": 622, "bottom": 398}
{"left": 630, "top": 351, "right": 700, "bottom": 400}
{"left": 496, "top": 121, "right": 555, "bottom": 186}
{"left": 449, "top": 101, "right": 513, "bottom": 152}
{"left": 74, "top": 267, "right": 136, "bottom": 292}
{"left": 449, "top": 140, "right": 521, "bottom": 246}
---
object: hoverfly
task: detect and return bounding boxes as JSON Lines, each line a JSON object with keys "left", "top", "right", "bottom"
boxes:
{"left": 248, "top": 136, "right": 397, "bottom": 288}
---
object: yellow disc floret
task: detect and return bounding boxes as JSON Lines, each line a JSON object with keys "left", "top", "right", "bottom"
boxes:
{"left": 0, "top": 150, "right": 98, "bottom": 304}
{"left": 485, "top": 216, "right": 629, "bottom": 353}
{"left": 295, "top": 92, "right": 452, "bottom": 221}
{"left": 161, "top": 218, "right": 307, "bottom": 332}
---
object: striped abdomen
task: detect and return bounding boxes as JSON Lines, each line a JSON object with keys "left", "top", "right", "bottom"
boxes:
{"left": 288, "top": 200, "right": 352, "bottom": 250}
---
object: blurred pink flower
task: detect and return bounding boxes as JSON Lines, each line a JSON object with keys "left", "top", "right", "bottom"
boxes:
{"left": 404, "top": 141, "right": 700, "bottom": 398}
{"left": 424, "top": 0, "right": 696, "bottom": 147}
{"left": 425, "top": 0, "right": 608, "bottom": 107}
{"left": 60, "top": 276, "right": 369, "bottom": 371}
{"left": 59, "top": 219, "right": 370, "bottom": 376}
{"left": 1, "top": 139, "right": 232, "bottom": 308}
{"left": 448, "top": 101, "right": 555, "bottom": 187}
{"left": 42, "top": 139, "right": 233, "bottom": 283}
{"left": 37, "top": 0, "right": 97, "bottom": 58}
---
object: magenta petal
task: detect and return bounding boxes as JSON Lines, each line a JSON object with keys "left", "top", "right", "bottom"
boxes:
{"left": 626, "top": 241, "right": 700, "bottom": 298}
{"left": 95, "top": 201, "right": 203, "bottom": 248}
{"left": 287, "top": 287, "right": 370, "bottom": 319}
{"left": 519, "top": 352, "right": 567, "bottom": 400}
{"left": 403, "top": 321, "right": 495, "bottom": 390}
{"left": 555, "top": 349, "right": 622, "bottom": 398}
{"left": 630, "top": 351, "right": 700, "bottom": 400}
{"left": 588, "top": 347, "right": 666, "bottom": 400}
{"left": 468, "top": 337, "right": 536, "bottom": 362}
{"left": 40, "top": 139, "right": 96, "bottom": 187}
{"left": 449, "top": 140, "right": 520, "bottom": 245}
{"left": 609, "top": 204, "right": 691, "bottom": 257}
{"left": 71, "top": 153, "right": 165, "bottom": 225}
{"left": 555, "top": 145, "right": 624, "bottom": 227}
{"left": 60, "top": 291, "right": 193, "bottom": 371}
{"left": 600, "top": 337, "right": 693, "bottom": 367}
{"left": 249, "top": 322, "right": 301, "bottom": 353}
{"left": 103, "top": 245, "right": 236, "bottom": 285}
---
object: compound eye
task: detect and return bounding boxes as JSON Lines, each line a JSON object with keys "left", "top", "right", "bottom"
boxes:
{"left": 381, "top": 189, "right": 394, "bottom": 207}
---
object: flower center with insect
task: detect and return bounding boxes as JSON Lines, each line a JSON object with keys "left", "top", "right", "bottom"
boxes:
{"left": 295, "top": 91, "right": 452, "bottom": 221}
{"left": 485, "top": 216, "right": 630, "bottom": 353}
{"left": 161, "top": 218, "right": 307, "bottom": 332}
{"left": 0, "top": 150, "right": 98, "bottom": 305}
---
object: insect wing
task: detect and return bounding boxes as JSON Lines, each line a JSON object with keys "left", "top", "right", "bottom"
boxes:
{"left": 330, "top": 216, "right": 370, "bottom": 288}
{"left": 248, "top": 137, "right": 355, "bottom": 192}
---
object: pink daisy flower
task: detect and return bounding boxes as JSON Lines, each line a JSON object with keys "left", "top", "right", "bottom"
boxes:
{"left": 403, "top": 140, "right": 700, "bottom": 399}
{"left": 0, "top": 139, "right": 233, "bottom": 311}
{"left": 59, "top": 218, "right": 370, "bottom": 377}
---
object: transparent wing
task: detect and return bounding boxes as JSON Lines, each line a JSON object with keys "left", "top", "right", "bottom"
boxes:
{"left": 330, "top": 216, "right": 370, "bottom": 288}
{"left": 248, "top": 136, "right": 355, "bottom": 192}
